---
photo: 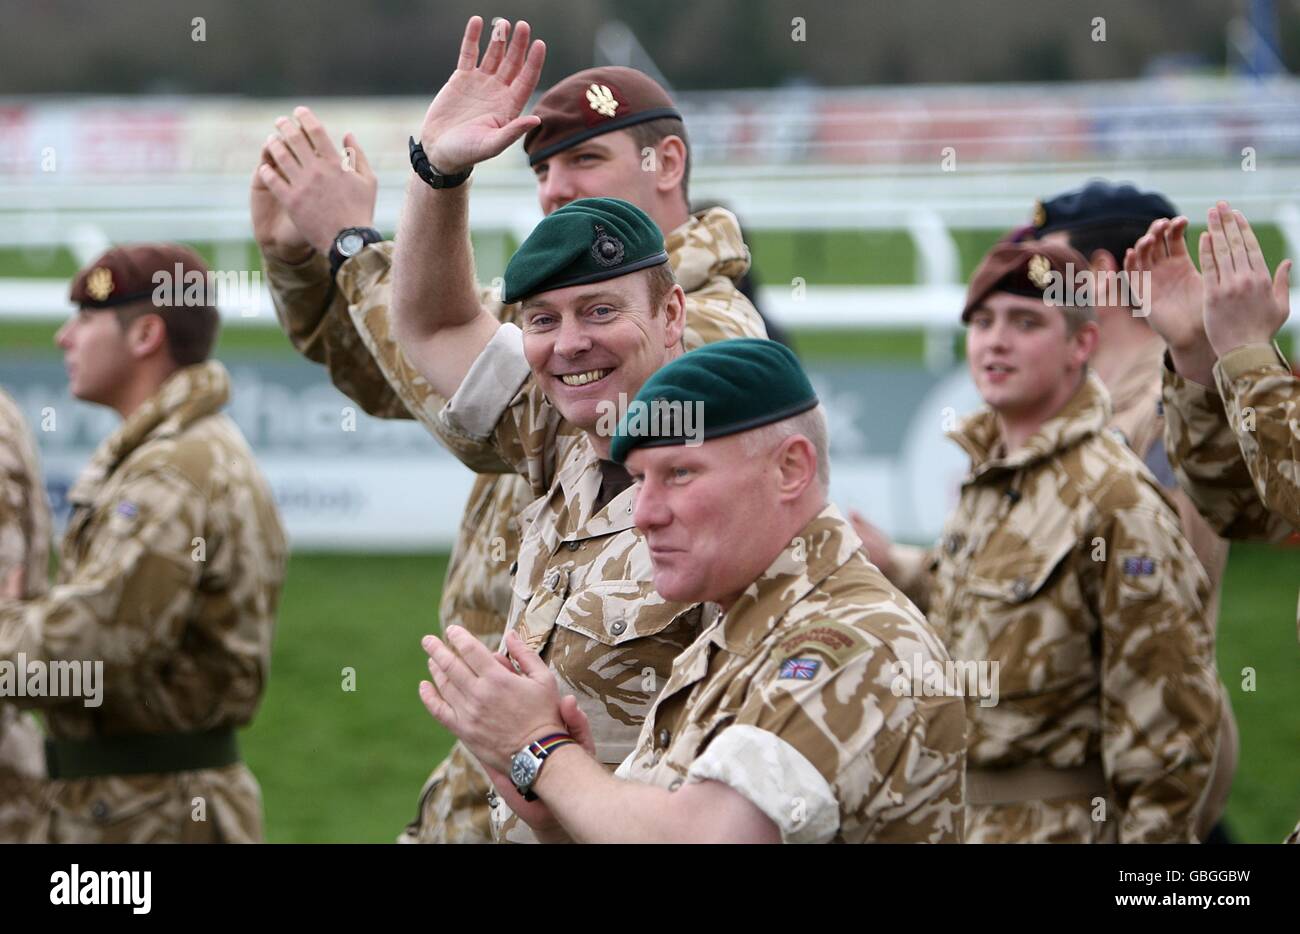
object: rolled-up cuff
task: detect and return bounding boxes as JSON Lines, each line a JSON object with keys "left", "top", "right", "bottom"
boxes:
{"left": 441, "top": 323, "right": 530, "bottom": 441}
{"left": 686, "top": 724, "right": 839, "bottom": 844}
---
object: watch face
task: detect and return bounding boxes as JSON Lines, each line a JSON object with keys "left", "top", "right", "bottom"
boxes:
{"left": 339, "top": 232, "right": 364, "bottom": 256}
{"left": 510, "top": 751, "right": 538, "bottom": 790}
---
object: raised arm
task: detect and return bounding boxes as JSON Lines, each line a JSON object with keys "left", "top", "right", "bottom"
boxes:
{"left": 391, "top": 16, "right": 546, "bottom": 400}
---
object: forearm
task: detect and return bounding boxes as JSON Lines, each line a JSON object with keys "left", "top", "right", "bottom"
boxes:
{"left": 392, "top": 180, "right": 482, "bottom": 343}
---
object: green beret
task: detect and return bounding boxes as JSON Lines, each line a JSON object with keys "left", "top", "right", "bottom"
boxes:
{"left": 502, "top": 197, "right": 669, "bottom": 304}
{"left": 610, "top": 338, "right": 818, "bottom": 464}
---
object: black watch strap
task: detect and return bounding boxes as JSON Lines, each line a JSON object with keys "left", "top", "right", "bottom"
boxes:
{"left": 329, "top": 226, "right": 382, "bottom": 281}
{"left": 409, "top": 136, "right": 473, "bottom": 190}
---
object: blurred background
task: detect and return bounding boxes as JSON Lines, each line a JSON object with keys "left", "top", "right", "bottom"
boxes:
{"left": 1, "top": 0, "right": 1297, "bottom": 842}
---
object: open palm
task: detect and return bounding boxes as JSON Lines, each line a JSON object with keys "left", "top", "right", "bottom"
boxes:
{"left": 1124, "top": 216, "right": 1204, "bottom": 351}
{"left": 419, "top": 17, "right": 547, "bottom": 174}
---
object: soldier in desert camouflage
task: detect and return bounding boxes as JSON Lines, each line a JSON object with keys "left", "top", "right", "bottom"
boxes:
{"left": 251, "top": 15, "right": 764, "bottom": 842}
{"left": 856, "top": 240, "right": 1221, "bottom": 843}
{"left": 0, "top": 387, "right": 52, "bottom": 841}
{"left": 418, "top": 339, "right": 964, "bottom": 843}
{"left": 1027, "top": 180, "right": 1238, "bottom": 843}
{"left": 0, "top": 244, "right": 286, "bottom": 843}
{"left": 1125, "top": 201, "right": 1300, "bottom": 841}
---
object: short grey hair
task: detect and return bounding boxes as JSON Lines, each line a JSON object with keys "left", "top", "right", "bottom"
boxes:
{"left": 738, "top": 403, "right": 830, "bottom": 490}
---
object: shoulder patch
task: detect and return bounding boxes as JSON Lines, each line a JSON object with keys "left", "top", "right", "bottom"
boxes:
{"left": 778, "top": 657, "right": 822, "bottom": 680}
{"left": 1121, "top": 555, "right": 1157, "bottom": 576}
{"left": 774, "top": 620, "right": 867, "bottom": 667}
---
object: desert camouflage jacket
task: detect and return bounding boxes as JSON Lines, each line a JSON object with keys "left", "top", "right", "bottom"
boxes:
{"left": 617, "top": 505, "right": 965, "bottom": 843}
{"left": 0, "top": 362, "right": 286, "bottom": 842}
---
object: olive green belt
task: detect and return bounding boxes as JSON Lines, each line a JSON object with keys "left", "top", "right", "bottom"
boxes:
{"left": 965, "top": 760, "right": 1107, "bottom": 807}
{"left": 45, "top": 727, "right": 240, "bottom": 781}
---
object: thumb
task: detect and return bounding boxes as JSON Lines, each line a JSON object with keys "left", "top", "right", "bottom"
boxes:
{"left": 342, "top": 132, "right": 373, "bottom": 177}
{"left": 1273, "top": 259, "right": 1292, "bottom": 322}
{"left": 559, "top": 695, "right": 596, "bottom": 755}
{"left": 505, "top": 630, "right": 550, "bottom": 683}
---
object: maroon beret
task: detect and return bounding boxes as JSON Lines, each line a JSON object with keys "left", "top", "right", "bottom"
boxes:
{"left": 962, "top": 240, "right": 1095, "bottom": 323}
{"left": 69, "top": 243, "right": 211, "bottom": 309}
{"left": 524, "top": 66, "right": 682, "bottom": 167}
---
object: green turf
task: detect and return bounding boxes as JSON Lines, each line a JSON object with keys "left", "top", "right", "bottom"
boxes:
{"left": 242, "top": 552, "right": 454, "bottom": 843}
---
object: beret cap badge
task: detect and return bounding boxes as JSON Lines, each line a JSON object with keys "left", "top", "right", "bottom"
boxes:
{"left": 86, "top": 267, "right": 114, "bottom": 302}
{"left": 590, "top": 224, "right": 626, "bottom": 267}
{"left": 1027, "top": 254, "right": 1054, "bottom": 289}
{"left": 585, "top": 83, "right": 619, "bottom": 118}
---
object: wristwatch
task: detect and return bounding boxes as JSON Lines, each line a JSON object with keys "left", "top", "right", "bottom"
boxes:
{"left": 509, "top": 732, "right": 576, "bottom": 801}
{"left": 329, "top": 226, "right": 382, "bottom": 280}
{"left": 409, "top": 136, "right": 473, "bottom": 190}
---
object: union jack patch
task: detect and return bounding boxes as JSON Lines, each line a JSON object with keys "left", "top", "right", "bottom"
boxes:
{"left": 1122, "top": 556, "right": 1156, "bottom": 576}
{"left": 779, "top": 657, "right": 821, "bottom": 680}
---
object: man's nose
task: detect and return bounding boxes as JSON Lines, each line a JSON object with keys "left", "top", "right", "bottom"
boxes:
{"left": 631, "top": 481, "right": 670, "bottom": 532}
{"left": 553, "top": 317, "right": 592, "bottom": 357}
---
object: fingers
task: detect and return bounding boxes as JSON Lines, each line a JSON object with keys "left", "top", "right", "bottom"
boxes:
{"left": 294, "top": 106, "right": 338, "bottom": 160}
{"left": 1273, "top": 259, "right": 1293, "bottom": 321}
{"left": 418, "top": 680, "right": 458, "bottom": 729}
{"left": 1165, "top": 216, "right": 1191, "bottom": 260}
{"left": 559, "top": 695, "right": 596, "bottom": 755}
{"left": 1233, "top": 208, "right": 1266, "bottom": 271}
{"left": 342, "top": 132, "right": 373, "bottom": 176}
{"left": 444, "top": 625, "right": 498, "bottom": 678}
{"left": 256, "top": 161, "right": 291, "bottom": 200}
{"left": 504, "top": 630, "right": 552, "bottom": 684}
{"left": 423, "top": 633, "right": 477, "bottom": 700}
{"left": 512, "top": 38, "right": 547, "bottom": 110}
{"left": 483, "top": 114, "right": 542, "bottom": 156}
{"left": 263, "top": 134, "right": 301, "bottom": 182}
{"left": 1208, "top": 202, "right": 1241, "bottom": 274}
{"left": 498, "top": 19, "right": 531, "bottom": 85}
{"left": 274, "top": 115, "right": 313, "bottom": 165}
{"left": 1198, "top": 231, "right": 1218, "bottom": 286}
{"left": 457, "top": 15, "right": 484, "bottom": 71}
{"left": 479, "top": 17, "right": 510, "bottom": 74}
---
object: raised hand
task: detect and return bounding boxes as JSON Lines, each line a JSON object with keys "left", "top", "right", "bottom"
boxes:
{"left": 1124, "top": 217, "right": 1204, "bottom": 348}
{"left": 1124, "top": 216, "right": 1217, "bottom": 385}
{"left": 252, "top": 106, "right": 379, "bottom": 258}
{"left": 1199, "top": 201, "right": 1292, "bottom": 357}
{"left": 417, "top": 17, "right": 547, "bottom": 175}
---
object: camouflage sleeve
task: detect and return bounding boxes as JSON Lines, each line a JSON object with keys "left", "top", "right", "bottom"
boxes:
{"left": 0, "top": 409, "right": 49, "bottom": 599}
{"left": 0, "top": 469, "right": 204, "bottom": 703}
{"left": 681, "top": 277, "right": 767, "bottom": 350}
{"left": 261, "top": 243, "right": 410, "bottom": 419}
{"left": 687, "top": 616, "right": 964, "bottom": 843}
{"left": 1162, "top": 354, "right": 1293, "bottom": 542}
{"left": 1213, "top": 342, "right": 1300, "bottom": 529}
{"left": 889, "top": 543, "right": 935, "bottom": 614}
{"left": 1096, "top": 504, "right": 1221, "bottom": 843}
{"left": 436, "top": 324, "right": 573, "bottom": 496}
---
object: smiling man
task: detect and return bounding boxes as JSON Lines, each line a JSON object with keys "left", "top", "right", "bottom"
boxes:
{"left": 857, "top": 240, "right": 1221, "bottom": 843}
{"left": 0, "top": 244, "right": 286, "bottom": 843}
{"left": 419, "top": 339, "right": 965, "bottom": 843}
{"left": 250, "top": 16, "right": 764, "bottom": 842}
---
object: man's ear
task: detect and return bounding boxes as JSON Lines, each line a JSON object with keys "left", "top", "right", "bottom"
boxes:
{"left": 1069, "top": 320, "right": 1100, "bottom": 369}
{"left": 127, "top": 313, "right": 169, "bottom": 360}
{"left": 774, "top": 435, "right": 817, "bottom": 502}
{"left": 653, "top": 136, "right": 687, "bottom": 197}
{"left": 663, "top": 284, "right": 687, "bottom": 348}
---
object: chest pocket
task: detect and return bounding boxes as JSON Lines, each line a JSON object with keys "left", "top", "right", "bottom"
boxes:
{"left": 555, "top": 581, "right": 694, "bottom": 648}
{"left": 959, "top": 530, "right": 1095, "bottom": 699}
